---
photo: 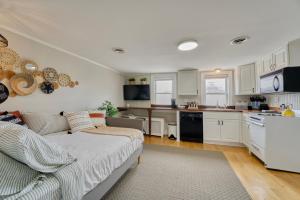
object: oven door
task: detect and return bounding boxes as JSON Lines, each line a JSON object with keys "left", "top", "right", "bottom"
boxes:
{"left": 260, "top": 72, "right": 283, "bottom": 94}
{"left": 249, "top": 121, "right": 266, "bottom": 162}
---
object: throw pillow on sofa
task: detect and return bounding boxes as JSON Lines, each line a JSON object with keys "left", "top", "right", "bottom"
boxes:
{"left": 22, "top": 113, "right": 70, "bottom": 135}
{"left": 64, "top": 111, "right": 94, "bottom": 133}
{"left": 88, "top": 110, "right": 106, "bottom": 127}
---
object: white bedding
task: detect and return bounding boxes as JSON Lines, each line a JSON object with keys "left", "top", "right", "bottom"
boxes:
{"left": 44, "top": 131, "right": 143, "bottom": 196}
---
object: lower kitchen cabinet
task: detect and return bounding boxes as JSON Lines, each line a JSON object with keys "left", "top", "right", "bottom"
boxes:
{"left": 203, "top": 112, "right": 241, "bottom": 145}
{"left": 241, "top": 117, "right": 250, "bottom": 148}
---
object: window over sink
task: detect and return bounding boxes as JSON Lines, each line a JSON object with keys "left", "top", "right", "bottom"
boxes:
{"left": 201, "top": 71, "right": 233, "bottom": 106}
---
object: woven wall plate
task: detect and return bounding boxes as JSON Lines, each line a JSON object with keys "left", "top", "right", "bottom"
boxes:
{"left": 69, "top": 81, "right": 75, "bottom": 88}
{"left": 0, "top": 83, "right": 9, "bottom": 103}
{"left": 53, "top": 82, "right": 59, "bottom": 89}
{"left": 58, "top": 73, "right": 71, "bottom": 87}
{"left": 40, "top": 81, "right": 54, "bottom": 94}
{"left": 43, "top": 67, "right": 58, "bottom": 82}
{"left": 21, "top": 59, "right": 39, "bottom": 74}
{"left": 10, "top": 73, "right": 37, "bottom": 96}
{"left": 0, "top": 47, "right": 20, "bottom": 70}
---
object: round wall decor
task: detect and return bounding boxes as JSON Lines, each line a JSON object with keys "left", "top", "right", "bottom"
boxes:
{"left": 43, "top": 67, "right": 58, "bottom": 82}
{"left": 10, "top": 73, "right": 37, "bottom": 96}
{"left": 58, "top": 73, "right": 71, "bottom": 87}
{"left": 0, "top": 83, "right": 9, "bottom": 103}
{"left": 40, "top": 81, "right": 54, "bottom": 94}
{"left": 0, "top": 47, "right": 20, "bottom": 70}
{"left": 20, "top": 59, "right": 39, "bottom": 74}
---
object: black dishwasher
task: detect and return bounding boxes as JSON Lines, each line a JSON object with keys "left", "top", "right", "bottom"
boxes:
{"left": 180, "top": 112, "right": 203, "bottom": 143}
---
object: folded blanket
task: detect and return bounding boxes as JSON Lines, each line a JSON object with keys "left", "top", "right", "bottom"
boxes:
{"left": 82, "top": 126, "right": 144, "bottom": 141}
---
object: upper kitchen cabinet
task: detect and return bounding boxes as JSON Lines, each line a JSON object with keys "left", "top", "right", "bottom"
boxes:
{"left": 177, "top": 70, "right": 198, "bottom": 95}
{"left": 261, "top": 38, "right": 300, "bottom": 75}
{"left": 236, "top": 63, "right": 256, "bottom": 95}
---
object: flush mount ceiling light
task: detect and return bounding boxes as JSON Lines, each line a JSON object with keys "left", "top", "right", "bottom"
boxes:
{"left": 0, "top": 34, "right": 8, "bottom": 47}
{"left": 112, "top": 48, "right": 125, "bottom": 54}
{"left": 230, "top": 36, "right": 250, "bottom": 45}
{"left": 177, "top": 40, "right": 198, "bottom": 51}
{"left": 215, "top": 68, "right": 221, "bottom": 73}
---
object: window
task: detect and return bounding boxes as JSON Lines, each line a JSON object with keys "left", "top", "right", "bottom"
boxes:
{"left": 151, "top": 73, "right": 176, "bottom": 105}
{"left": 205, "top": 78, "right": 228, "bottom": 106}
{"left": 201, "top": 71, "right": 233, "bottom": 106}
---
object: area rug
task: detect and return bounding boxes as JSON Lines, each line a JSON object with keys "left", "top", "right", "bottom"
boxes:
{"left": 103, "top": 144, "right": 251, "bottom": 200}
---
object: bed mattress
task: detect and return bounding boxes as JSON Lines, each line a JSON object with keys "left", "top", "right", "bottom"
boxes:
{"left": 44, "top": 131, "right": 143, "bottom": 196}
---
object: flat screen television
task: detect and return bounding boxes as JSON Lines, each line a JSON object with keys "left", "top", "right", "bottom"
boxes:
{"left": 123, "top": 85, "right": 150, "bottom": 100}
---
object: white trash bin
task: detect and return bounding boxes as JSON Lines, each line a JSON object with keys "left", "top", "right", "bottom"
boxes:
{"left": 168, "top": 123, "right": 177, "bottom": 140}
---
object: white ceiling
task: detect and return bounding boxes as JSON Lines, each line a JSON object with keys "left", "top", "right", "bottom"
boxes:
{"left": 1, "top": 0, "right": 300, "bottom": 73}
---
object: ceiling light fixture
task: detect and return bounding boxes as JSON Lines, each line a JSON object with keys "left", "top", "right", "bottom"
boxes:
{"left": 230, "top": 36, "right": 250, "bottom": 45}
{"left": 215, "top": 68, "right": 221, "bottom": 73}
{"left": 177, "top": 40, "right": 198, "bottom": 51}
{"left": 112, "top": 48, "right": 125, "bottom": 54}
{"left": 0, "top": 34, "right": 8, "bottom": 47}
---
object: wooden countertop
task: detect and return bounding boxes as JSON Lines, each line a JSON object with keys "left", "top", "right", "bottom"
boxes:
{"left": 117, "top": 106, "right": 259, "bottom": 113}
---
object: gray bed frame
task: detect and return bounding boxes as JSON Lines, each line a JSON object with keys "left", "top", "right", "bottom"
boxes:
{"left": 82, "top": 145, "right": 143, "bottom": 200}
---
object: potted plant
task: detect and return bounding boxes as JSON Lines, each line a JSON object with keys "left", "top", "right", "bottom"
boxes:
{"left": 128, "top": 78, "right": 135, "bottom": 85}
{"left": 140, "top": 77, "right": 147, "bottom": 84}
{"left": 98, "top": 100, "right": 118, "bottom": 117}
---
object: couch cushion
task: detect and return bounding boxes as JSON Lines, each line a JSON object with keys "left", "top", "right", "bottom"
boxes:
{"left": 0, "top": 122, "right": 75, "bottom": 173}
{"left": 0, "top": 111, "right": 25, "bottom": 126}
{"left": 22, "top": 113, "right": 70, "bottom": 135}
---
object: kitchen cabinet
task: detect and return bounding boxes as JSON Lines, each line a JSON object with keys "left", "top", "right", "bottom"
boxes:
{"left": 237, "top": 63, "right": 256, "bottom": 95}
{"left": 241, "top": 114, "right": 250, "bottom": 147}
{"left": 255, "top": 59, "right": 264, "bottom": 94}
{"left": 203, "top": 112, "right": 241, "bottom": 144}
{"left": 260, "top": 38, "right": 300, "bottom": 75}
{"left": 177, "top": 70, "right": 198, "bottom": 95}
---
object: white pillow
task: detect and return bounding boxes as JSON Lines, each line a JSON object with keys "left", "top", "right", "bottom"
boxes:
{"left": 0, "top": 151, "right": 42, "bottom": 196}
{"left": 88, "top": 110, "right": 106, "bottom": 127}
{"left": 0, "top": 122, "right": 76, "bottom": 173}
{"left": 22, "top": 113, "right": 70, "bottom": 135}
{"left": 65, "top": 111, "right": 94, "bottom": 133}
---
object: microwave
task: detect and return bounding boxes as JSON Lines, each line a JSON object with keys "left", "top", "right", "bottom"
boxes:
{"left": 260, "top": 67, "right": 300, "bottom": 94}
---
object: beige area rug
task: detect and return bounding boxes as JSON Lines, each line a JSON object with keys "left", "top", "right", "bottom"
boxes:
{"left": 103, "top": 144, "right": 251, "bottom": 200}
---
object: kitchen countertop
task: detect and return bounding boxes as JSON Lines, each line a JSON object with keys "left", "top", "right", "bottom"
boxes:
{"left": 118, "top": 106, "right": 261, "bottom": 113}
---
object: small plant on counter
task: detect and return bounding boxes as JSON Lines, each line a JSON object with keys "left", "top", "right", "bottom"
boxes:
{"left": 98, "top": 100, "right": 118, "bottom": 117}
{"left": 140, "top": 77, "right": 147, "bottom": 84}
{"left": 128, "top": 78, "right": 136, "bottom": 84}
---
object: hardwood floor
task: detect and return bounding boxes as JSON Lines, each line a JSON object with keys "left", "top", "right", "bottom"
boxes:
{"left": 144, "top": 136, "right": 300, "bottom": 200}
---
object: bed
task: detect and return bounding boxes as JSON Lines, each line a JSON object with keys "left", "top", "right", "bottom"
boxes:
{"left": 44, "top": 131, "right": 144, "bottom": 200}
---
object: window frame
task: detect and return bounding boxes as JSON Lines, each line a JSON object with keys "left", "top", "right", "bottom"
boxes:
{"left": 151, "top": 73, "right": 177, "bottom": 105}
{"left": 200, "top": 71, "right": 233, "bottom": 106}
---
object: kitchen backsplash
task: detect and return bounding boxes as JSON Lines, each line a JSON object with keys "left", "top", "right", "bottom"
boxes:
{"left": 267, "top": 94, "right": 300, "bottom": 109}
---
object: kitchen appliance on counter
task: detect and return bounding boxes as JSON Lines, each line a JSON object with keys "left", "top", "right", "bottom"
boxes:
{"left": 248, "top": 112, "right": 300, "bottom": 173}
{"left": 180, "top": 111, "right": 203, "bottom": 143}
{"left": 260, "top": 66, "right": 300, "bottom": 94}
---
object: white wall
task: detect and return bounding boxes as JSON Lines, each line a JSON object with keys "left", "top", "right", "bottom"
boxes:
{"left": 267, "top": 94, "right": 300, "bottom": 109}
{"left": 0, "top": 28, "right": 124, "bottom": 113}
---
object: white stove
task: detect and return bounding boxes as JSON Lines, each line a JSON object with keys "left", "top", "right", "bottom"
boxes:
{"left": 249, "top": 111, "right": 281, "bottom": 126}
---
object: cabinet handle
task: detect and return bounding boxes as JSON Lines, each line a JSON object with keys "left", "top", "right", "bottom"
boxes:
{"left": 252, "top": 88, "right": 255, "bottom": 93}
{"left": 218, "top": 120, "right": 220, "bottom": 125}
{"left": 221, "top": 120, "right": 224, "bottom": 125}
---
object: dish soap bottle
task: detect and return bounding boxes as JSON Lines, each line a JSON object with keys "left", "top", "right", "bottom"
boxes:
{"left": 282, "top": 104, "right": 295, "bottom": 117}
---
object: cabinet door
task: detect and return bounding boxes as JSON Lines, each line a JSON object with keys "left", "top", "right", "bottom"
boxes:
{"left": 274, "top": 47, "right": 288, "bottom": 69}
{"left": 242, "top": 120, "right": 250, "bottom": 147}
{"left": 262, "top": 54, "right": 274, "bottom": 74}
{"left": 239, "top": 63, "right": 255, "bottom": 94}
{"left": 203, "top": 119, "right": 221, "bottom": 141}
{"left": 255, "top": 60, "right": 263, "bottom": 94}
{"left": 178, "top": 70, "right": 198, "bottom": 95}
{"left": 220, "top": 119, "right": 240, "bottom": 142}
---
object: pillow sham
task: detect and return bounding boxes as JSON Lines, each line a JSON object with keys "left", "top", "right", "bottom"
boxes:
{"left": 89, "top": 110, "right": 106, "bottom": 127}
{"left": 0, "top": 111, "right": 25, "bottom": 126}
{"left": 65, "top": 111, "right": 94, "bottom": 133}
{"left": 0, "top": 122, "right": 76, "bottom": 173}
{"left": 22, "top": 113, "right": 70, "bottom": 135}
{"left": 0, "top": 151, "right": 42, "bottom": 196}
